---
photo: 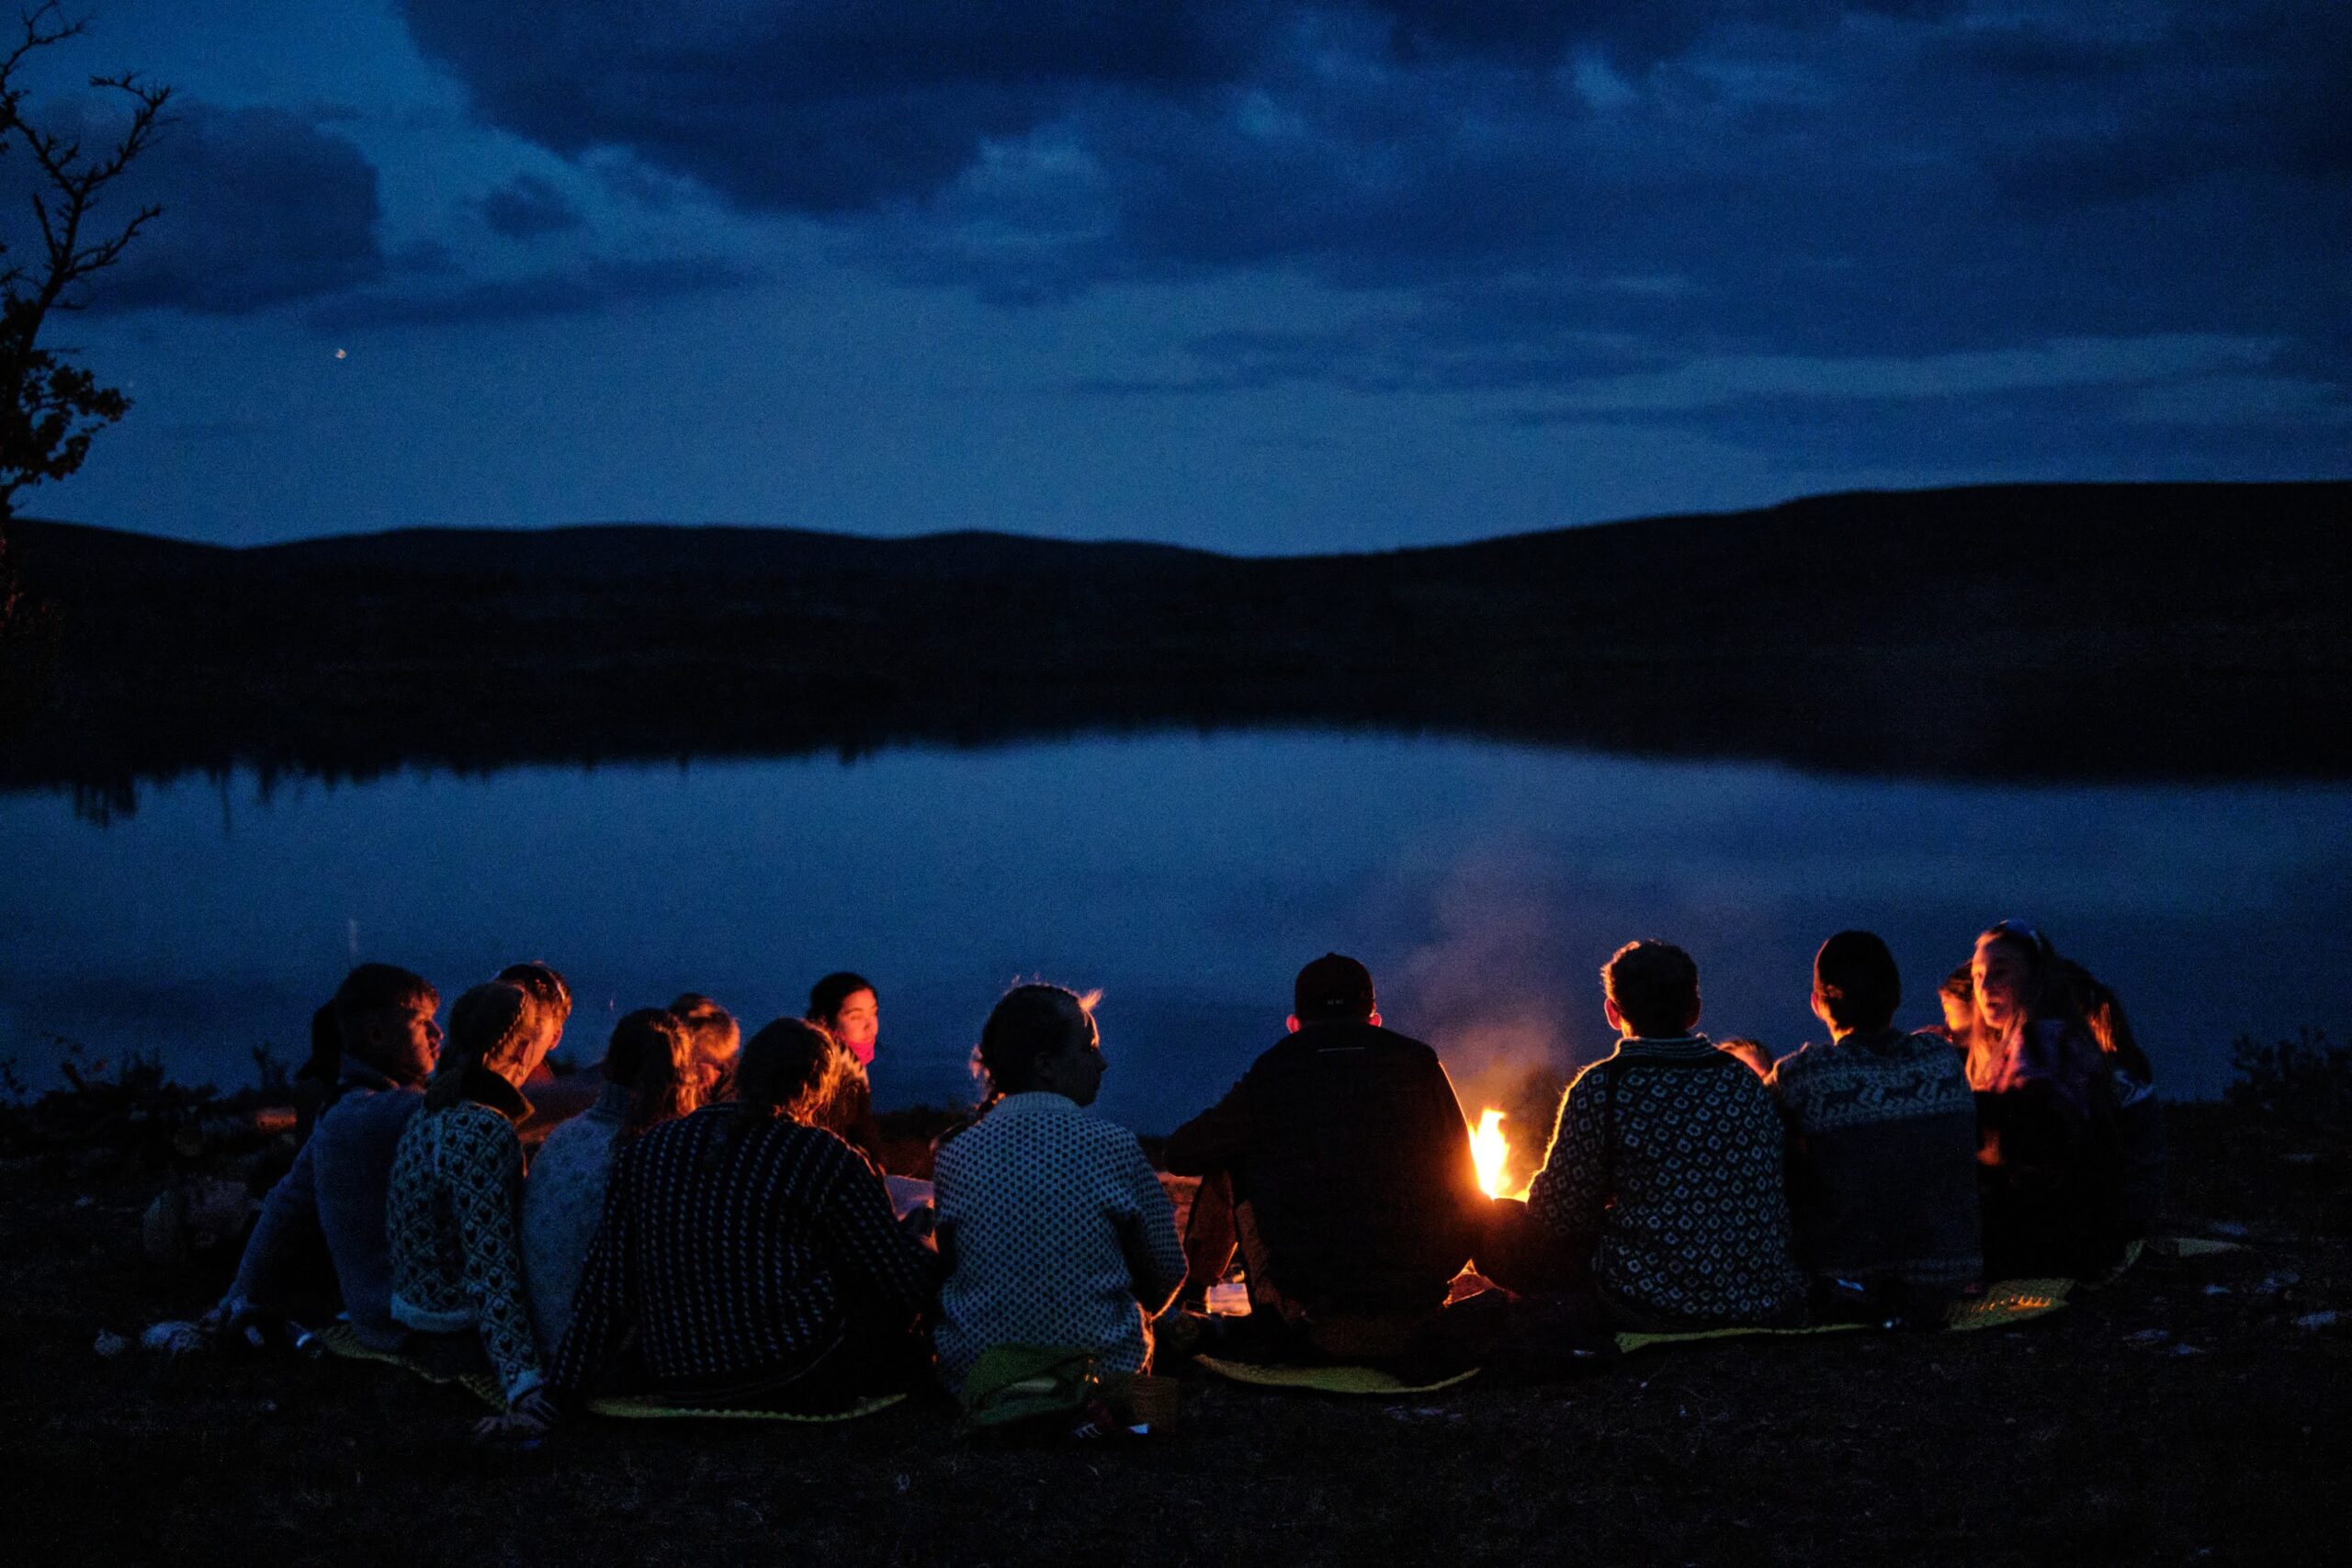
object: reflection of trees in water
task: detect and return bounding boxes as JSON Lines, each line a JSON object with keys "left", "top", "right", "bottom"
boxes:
{"left": 6, "top": 481, "right": 2349, "bottom": 814}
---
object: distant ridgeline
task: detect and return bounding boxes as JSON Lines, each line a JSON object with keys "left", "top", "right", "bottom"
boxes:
{"left": 5, "top": 480, "right": 2348, "bottom": 801}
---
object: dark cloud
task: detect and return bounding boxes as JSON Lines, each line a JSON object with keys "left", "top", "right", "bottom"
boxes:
{"left": 80, "top": 101, "right": 386, "bottom": 315}
{"left": 364, "top": 0, "right": 2346, "bottom": 422}
{"left": 396, "top": 1, "right": 1277, "bottom": 211}
{"left": 306, "top": 255, "right": 752, "bottom": 330}
{"left": 480, "top": 172, "right": 584, "bottom": 239}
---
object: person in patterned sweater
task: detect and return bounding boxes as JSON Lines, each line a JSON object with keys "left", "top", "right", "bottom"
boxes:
{"left": 1526, "top": 941, "right": 1806, "bottom": 1332}
{"left": 387, "top": 980, "right": 561, "bottom": 1441}
{"left": 932, "top": 984, "right": 1185, "bottom": 1393}
{"left": 1764, "top": 931, "right": 1982, "bottom": 1324}
{"left": 552, "top": 1019, "right": 938, "bottom": 1413}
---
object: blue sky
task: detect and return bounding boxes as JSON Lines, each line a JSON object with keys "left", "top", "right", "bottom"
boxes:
{"left": 16, "top": 1, "right": 2347, "bottom": 551}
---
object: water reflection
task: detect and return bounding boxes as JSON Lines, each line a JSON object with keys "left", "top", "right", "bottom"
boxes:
{"left": 4, "top": 733, "right": 2346, "bottom": 1124}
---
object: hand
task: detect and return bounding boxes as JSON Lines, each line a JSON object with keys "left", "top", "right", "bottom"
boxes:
{"left": 198, "top": 1296, "right": 253, "bottom": 1337}
{"left": 472, "top": 1386, "right": 557, "bottom": 1445}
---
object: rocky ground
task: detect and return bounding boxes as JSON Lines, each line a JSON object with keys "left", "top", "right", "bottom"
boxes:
{"left": 4, "top": 1103, "right": 2346, "bottom": 1567}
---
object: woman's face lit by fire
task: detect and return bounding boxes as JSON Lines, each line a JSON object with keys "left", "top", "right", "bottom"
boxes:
{"left": 1971, "top": 936, "right": 2033, "bottom": 1036}
{"left": 829, "top": 989, "right": 879, "bottom": 1057}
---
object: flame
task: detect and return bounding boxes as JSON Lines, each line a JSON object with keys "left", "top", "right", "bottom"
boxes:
{"left": 1470, "top": 1107, "right": 1525, "bottom": 1200}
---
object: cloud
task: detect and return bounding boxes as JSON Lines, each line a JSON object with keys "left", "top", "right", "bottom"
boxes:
{"left": 306, "top": 254, "right": 753, "bottom": 330}
{"left": 49, "top": 100, "right": 387, "bottom": 315}
{"left": 480, "top": 172, "right": 584, "bottom": 239}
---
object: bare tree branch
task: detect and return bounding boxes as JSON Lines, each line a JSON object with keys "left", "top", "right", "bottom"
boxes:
{"left": 0, "top": 5, "right": 174, "bottom": 520}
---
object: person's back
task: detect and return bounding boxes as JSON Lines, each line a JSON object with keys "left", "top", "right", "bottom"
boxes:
{"left": 1767, "top": 931, "right": 1983, "bottom": 1317}
{"left": 553, "top": 1021, "right": 936, "bottom": 1408}
{"left": 519, "top": 1091, "right": 626, "bottom": 1353}
{"left": 1771, "top": 1031, "right": 1981, "bottom": 1306}
{"left": 933, "top": 986, "right": 1183, "bottom": 1391}
{"left": 520, "top": 1010, "right": 703, "bottom": 1352}
{"left": 1166, "top": 957, "right": 1483, "bottom": 1333}
{"left": 1527, "top": 941, "right": 1804, "bottom": 1330}
{"left": 1533, "top": 1040, "right": 1805, "bottom": 1326}
{"left": 1240, "top": 1021, "right": 1475, "bottom": 1312}
{"left": 306, "top": 1080, "right": 426, "bottom": 1345}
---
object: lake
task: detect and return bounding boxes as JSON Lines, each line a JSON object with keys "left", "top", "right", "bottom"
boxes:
{"left": 4, "top": 732, "right": 2346, "bottom": 1133}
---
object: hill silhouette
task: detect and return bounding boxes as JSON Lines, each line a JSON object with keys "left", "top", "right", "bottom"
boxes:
{"left": 6, "top": 480, "right": 2347, "bottom": 809}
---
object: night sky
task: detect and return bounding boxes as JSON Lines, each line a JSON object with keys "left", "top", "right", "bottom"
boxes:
{"left": 21, "top": 1, "right": 2349, "bottom": 553}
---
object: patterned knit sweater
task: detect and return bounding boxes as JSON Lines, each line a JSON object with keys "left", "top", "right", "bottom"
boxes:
{"left": 1768, "top": 1028, "right": 1982, "bottom": 1291}
{"left": 1528, "top": 1035, "right": 1805, "bottom": 1328}
{"left": 932, "top": 1092, "right": 1186, "bottom": 1392}
{"left": 519, "top": 1082, "right": 629, "bottom": 1354}
{"left": 552, "top": 1105, "right": 938, "bottom": 1398}
{"left": 387, "top": 1093, "right": 545, "bottom": 1401}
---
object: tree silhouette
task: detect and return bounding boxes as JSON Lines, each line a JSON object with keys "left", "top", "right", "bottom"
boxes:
{"left": 0, "top": 5, "right": 168, "bottom": 721}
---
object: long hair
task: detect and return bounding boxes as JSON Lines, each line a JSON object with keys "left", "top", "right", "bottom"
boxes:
{"left": 2062, "top": 959, "right": 2154, "bottom": 1082}
{"left": 300, "top": 963, "right": 436, "bottom": 1088}
{"left": 422, "top": 982, "right": 535, "bottom": 1112}
{"left": 668, "top": 993, "right": 741, "bottom": 1100}
{"left": 1974, "top": 920, "right": 2083, "bottom": 1031}
{"left": 702, "top": 1018, "right": 846, "bottom": 1168}
{"left": 604, "top": 1008, "right": 699, "bottom": 1135}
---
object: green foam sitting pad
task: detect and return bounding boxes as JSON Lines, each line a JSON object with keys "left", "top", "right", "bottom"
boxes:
{"left": 1193, "top": 1354, "right": 1480, "bottom": 1395}
{"left": 2149, "top": 1235, "right": 2247, "bottom": 1258}
{"left": 313, "top": 1323, "right": 906, "bottom": 1422}
{"left": 1613, "top": 1276, "right": 2074, "bottom": 1353}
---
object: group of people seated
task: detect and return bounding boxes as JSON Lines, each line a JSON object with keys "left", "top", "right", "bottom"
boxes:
{"left": 208, "top": 920, "right": 2161, "bottom": 1442}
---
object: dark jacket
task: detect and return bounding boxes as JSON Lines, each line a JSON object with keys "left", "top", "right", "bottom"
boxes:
{"left": 1163, "top": 1021, "right": 1484, "bottom": 1317}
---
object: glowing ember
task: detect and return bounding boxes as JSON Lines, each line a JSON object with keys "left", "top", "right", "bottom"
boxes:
{"left": 1470, "top": 1107, "right": 1527, "bottom": 1200}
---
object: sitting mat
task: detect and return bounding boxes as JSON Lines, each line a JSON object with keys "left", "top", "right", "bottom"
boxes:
{"left": 314, "top": 1323, "right": 505, "bottom": 1404}
{"left": 1615, "top": 1276, "right": 2075, "bottom": 1353}
{"left": 1942, "top": 1277, "right": 2072, "bottom": 1330}
{"left": 586, "top": 1391, "right": 907, "bottom": 1422}
{"left": 315, "top": 1323, "right": 905, "bottom": 1421}
{"left": 1193, "top": 1354, "right": 1479, "bottom": 1395}
{"left": 2150, "top": 1235, "right": 2247, "bottom": 1258}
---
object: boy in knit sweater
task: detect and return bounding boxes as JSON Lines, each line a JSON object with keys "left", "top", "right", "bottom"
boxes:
{"left": 1527, "top": 941, "right": 1805, "bottom": 1331}
{"left": 1765, "top": 931, "right": 1982, "bottom": 1323}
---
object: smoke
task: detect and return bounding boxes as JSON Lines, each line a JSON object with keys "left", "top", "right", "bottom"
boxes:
{"left": 1392, "top": 846, "right": 1610, "bottom": 1190}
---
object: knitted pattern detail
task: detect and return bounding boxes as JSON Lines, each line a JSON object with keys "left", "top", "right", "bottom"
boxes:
{"left": 932, "top": 1092, "right": 1185, "bottom": 1392}
{"left": 519, "top": 1095, "right": 626, "bottom": 1353}
{"left": 1528, "top": 1036, "right": 1805, "bottom": 1326}
{"left": 387, "top": 1101, "right": 545, "bottom": 1400}
{"left": 553, "top": 1106, "right": 936, "bottom": 1395}
{"left": 1769, "top": 1029, "right": 1983, "bottom": 1288}
{"left": 1772, "top": 1030, "right": 1976, "bottom": 1134}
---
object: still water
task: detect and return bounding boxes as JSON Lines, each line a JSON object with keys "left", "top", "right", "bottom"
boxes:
{"left": 4, "top": 733, "right": 2346, "bottom": 1128}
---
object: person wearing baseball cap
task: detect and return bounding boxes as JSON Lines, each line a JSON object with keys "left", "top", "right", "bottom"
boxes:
{"left": 1164, "top": 953, "right": 1487, "bottom": 1368}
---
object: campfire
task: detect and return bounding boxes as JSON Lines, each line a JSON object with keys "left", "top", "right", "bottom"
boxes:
{"left": 1470, "top": 1107, "right": 1531, "bottom": 1201}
